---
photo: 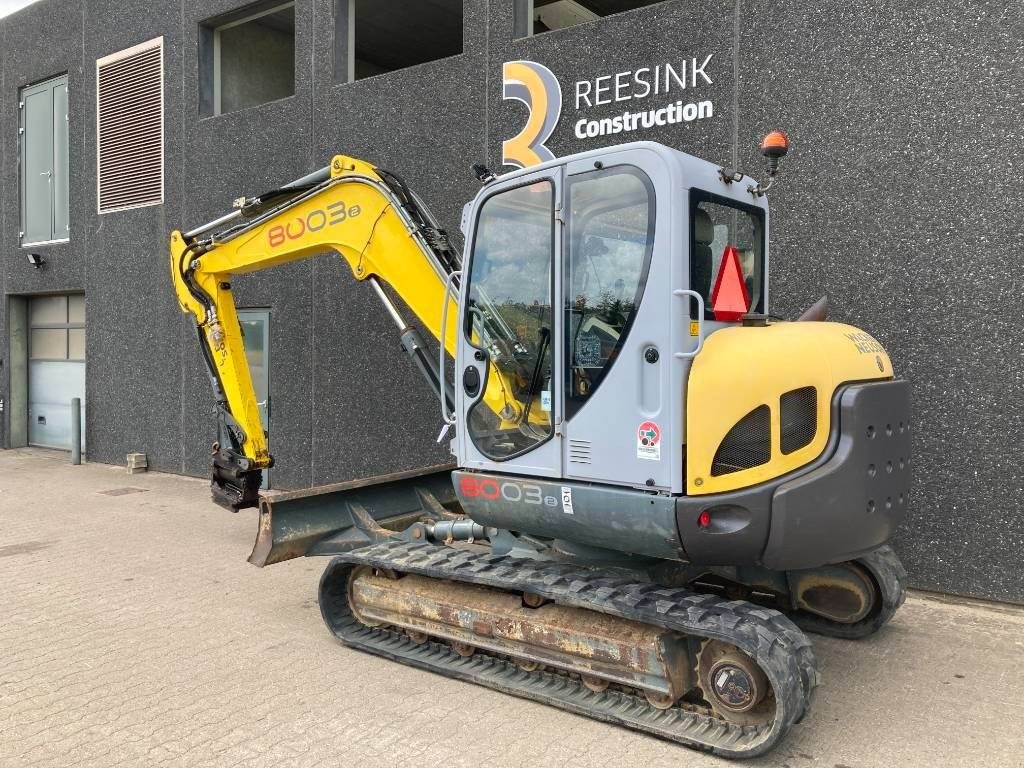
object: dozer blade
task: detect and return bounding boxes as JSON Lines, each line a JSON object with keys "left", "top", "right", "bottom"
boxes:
{"left": 248, "top": 464, "right": 458, "bottom": 566}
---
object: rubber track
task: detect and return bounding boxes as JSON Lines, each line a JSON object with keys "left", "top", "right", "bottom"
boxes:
{"left": 319, "top": 540, "right": 819, "bottom": 759}
{"left": 790, "top": 545, "right": 907, "bottom": 640}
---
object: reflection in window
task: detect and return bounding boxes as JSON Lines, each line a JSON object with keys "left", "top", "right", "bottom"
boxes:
{"left": 691, "top": 194, "right": 764, "bottom": 320}
{"left": 465, "top": 181, "right": 554, "bottom": 460}
{"left": 566, "top": 167, "right": 654, "bottom": 418}
{"left": 517, "top": 0, "right": 664, "bottom": 37}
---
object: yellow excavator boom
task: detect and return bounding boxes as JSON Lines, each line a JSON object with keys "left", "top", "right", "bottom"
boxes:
{"left": 169, "top": 155, "right": 523, "bottom": 509}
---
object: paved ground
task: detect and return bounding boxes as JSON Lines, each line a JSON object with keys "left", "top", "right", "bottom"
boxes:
{"left": 1, "top": 449, "right": 1022, "bottom": 768}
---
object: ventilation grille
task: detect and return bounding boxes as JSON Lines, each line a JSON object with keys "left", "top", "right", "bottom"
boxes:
{"left": 780, "top": 386, "right": 817, "bottom": 455}
{"left": 711, "top": 405, "right": 771, "bottom": 476}
{"left": 568, "top": 439, "right": 592, "bottom": 464}
{"left": 97, "top": 38, "right": 164, "bottom": 213}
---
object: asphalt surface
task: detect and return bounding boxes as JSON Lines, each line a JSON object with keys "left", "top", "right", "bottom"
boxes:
{"left": 1, "top": 448, "right": 1022, "bottom": 768}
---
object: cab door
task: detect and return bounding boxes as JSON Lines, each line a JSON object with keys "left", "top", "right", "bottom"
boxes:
{"left": 560, "top": 147, "right": 676, "bottom": 491}
{"left": 456, "top": 167, "right": 563, "bottom": 478}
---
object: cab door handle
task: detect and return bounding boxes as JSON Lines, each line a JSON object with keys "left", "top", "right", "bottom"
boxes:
{"left": 462, "top": 366, "right": 481, "bottom": 398}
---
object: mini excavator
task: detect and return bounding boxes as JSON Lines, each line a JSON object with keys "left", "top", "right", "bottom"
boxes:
{"left": 169, "top": 134, "right": 910, "bottom": 758}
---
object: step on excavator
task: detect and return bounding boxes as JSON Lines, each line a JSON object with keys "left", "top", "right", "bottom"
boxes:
{"left": 170, "top": 134, "right": 910, "bottom": 758}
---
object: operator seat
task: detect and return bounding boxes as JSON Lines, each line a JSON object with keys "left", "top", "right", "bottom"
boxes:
{"left": 692, "top": 209, "right": 715, "bottom": 315}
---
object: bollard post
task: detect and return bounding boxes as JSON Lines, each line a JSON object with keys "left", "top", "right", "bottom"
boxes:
{"left": 71, "top": 397, "right": 81, "bottom": 465}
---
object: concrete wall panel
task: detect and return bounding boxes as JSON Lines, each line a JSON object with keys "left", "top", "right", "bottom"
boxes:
{"left": 80, "top": 0, "right": 185, "bottom": 471}
{"left": 737, "top": 0, "right": 1024, "bottom": 601}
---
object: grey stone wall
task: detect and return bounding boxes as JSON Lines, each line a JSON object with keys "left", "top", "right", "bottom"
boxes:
{"left": 0, "top": 0, "right": 1020, "bottom": 602}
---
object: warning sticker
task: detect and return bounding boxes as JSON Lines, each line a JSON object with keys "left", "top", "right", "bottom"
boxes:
{"left": 637, "top": 421, "right": 661, "bottom": 461}
{"left": 561, "top": 487, "right": 574, "bottom": 515}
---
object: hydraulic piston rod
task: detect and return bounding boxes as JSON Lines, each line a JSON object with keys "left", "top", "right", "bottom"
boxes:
{"left": 367, "top": 276, "right": 455, "bottom": 413}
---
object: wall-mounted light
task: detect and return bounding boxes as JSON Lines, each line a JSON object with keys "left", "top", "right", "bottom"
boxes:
{"left": 27, "top": 253, "right": 44, "bottom": 269}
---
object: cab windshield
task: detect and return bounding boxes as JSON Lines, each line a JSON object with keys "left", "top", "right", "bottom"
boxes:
{"left": 690, "top": 191, "right": 765, "bottom": 320}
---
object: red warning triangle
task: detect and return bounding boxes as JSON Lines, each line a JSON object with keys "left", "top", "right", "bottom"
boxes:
{"left": 711, "top": 245, "right": 750, "bottom": 322}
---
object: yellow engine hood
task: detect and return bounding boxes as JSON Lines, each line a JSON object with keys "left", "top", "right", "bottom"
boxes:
{"left": 686, "top": 322, "right": 892, "bottom": 495}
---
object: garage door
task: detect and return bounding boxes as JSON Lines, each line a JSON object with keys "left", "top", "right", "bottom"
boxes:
{"left": 28, "top": 294, "right": 85, "bottom": 451}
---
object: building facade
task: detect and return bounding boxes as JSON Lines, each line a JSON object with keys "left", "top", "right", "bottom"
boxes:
{"left": 0, "top": 0, "right": 1021, "bottom": 602}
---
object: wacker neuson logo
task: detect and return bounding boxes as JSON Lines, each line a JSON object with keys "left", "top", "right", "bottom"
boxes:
{"left": 502, "top": 56, "right": 716, "bottom": 168}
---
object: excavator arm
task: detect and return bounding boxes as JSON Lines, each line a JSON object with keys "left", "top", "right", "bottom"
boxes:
{"left": 170, "top": 155, "right": 516, "bottom": 510}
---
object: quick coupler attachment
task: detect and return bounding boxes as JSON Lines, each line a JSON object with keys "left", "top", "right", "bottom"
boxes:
{"left": 210, "top": 448, "right": 264, "bottom": 511}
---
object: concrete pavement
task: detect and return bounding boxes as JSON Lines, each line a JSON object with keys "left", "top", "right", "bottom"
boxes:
{"left": 1, "top": 448, "right": 1022, "bottom": 768}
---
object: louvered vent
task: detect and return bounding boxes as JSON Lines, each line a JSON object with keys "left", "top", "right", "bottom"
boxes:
{"left": 97, "top": 38, "right": 164, "bottom": 213}
{"left": 780, "top": 386, "right": 817, "bottom": 455}
{"left": 568, "top": 439, "right": 592, "bottom": 464}
{"left": 711, "top": 405, "right": 771, "bottom": 476}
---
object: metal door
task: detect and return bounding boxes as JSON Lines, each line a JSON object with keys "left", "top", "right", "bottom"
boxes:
{"left": 456, "top": 167, "right": 563, "bottom": 478}
{"left": 238, "top": 309, "right": 271, "bottom": 489}
{"left": 28, "top": 295, "right": 85, "bottom": 452}
{"left": 559, "top": 147, "right": 676, "bottom": 491}
{"left": 20, "top": 74, "right": 69, "bottom": 245}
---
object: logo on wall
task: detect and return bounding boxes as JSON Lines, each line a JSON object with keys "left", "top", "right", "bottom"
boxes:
{"left": 502, "top": 60, "right": 563, "bottom": 169}
{"left": 502, "top": 56, "right": 717, "bottom": 169}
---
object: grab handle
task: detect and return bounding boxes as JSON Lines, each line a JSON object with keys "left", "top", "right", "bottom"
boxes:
{"left": 438, "top": 270, "right": 462, "bottom": 426}
{"left": 673, "top": 289, "right": 705, "bottom": 360}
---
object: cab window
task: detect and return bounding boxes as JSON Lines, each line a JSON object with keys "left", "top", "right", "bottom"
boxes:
{"left": 690, "top": 191, "right": 765, "bottom": 319}
{"left": 565, "top": 167, "right": 655, "bottom": 419}
{"left": 464, "top": 180, "right": 555, "bottom": 460}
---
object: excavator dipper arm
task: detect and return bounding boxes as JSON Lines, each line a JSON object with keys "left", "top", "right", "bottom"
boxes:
{"left": 170, "top": 155, "right": 466, "bottom": 510}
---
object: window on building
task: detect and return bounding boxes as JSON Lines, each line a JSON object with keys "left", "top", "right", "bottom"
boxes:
{"left": 515, "top": 0, "right": 664, "bottom": 36}
{"left": 29, "top": 295, "right": 86, "bottom": 362}
{"left": 97, "top": 38, "right": 164, "bottom": 213}
{"left": 20, "top": 75, "right": 69, "bottom": 246}
{"left": 337, "top": 0, "right": 463, "bottom": 82}
{"left": 201, "top": 2, "right": 295, "bottom": 116}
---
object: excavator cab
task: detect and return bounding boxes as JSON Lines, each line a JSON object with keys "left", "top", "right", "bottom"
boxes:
{"left": 449, "top": 141, "right": 909, "bottom": 575}
{"left": 455, "top": 142, "right": 762, "bottom": 493}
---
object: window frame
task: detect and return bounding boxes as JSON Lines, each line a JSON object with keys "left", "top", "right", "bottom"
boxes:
{"left": 19, "top": 73, "right": 70, "bottom": 247}
{"left": 563, "top": 164, "right": 656, "bottom": 420}
{"left": 336, "top": 0, "right": 465, "bottom": 84}
{"left": 28, "top": 294, "right": 86, "bottom": 363}
{"left": 514, "top": 0, "right": 667, "bottom": 38}
{"left": 688, "top": 188, "right": 767, "bottom": 320}
{"left": 464, "top": 176, "right": 558, "bottom": 462}
{"left": 210, "top": 1, "right": 296, "bottom": 116}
